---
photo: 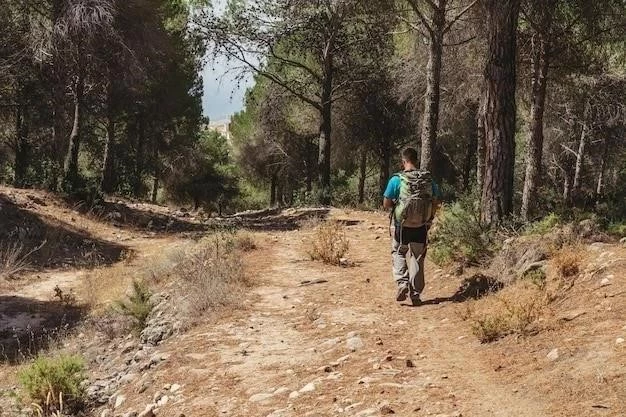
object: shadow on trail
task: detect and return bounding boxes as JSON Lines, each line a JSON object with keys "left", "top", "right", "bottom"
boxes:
{"left": 0, "top": 194, "right": 128, "bottom": 272}
{"left": 404, "top": 273, "right": 504, "bottom": 307}
{"left": 0, "top": 295, "right": 86, "bottom": 363}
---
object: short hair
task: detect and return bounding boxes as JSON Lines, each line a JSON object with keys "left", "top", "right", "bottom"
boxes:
{"left": 401, "top": 147, "right": 419, "bottom": 165}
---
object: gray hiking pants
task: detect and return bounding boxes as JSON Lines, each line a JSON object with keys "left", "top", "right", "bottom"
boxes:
{"left": 391, "top": 238, "right": 426, "bottom": 294}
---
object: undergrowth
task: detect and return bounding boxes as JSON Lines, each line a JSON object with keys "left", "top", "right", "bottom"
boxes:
{"left": 18, "top": 354, "right": 86, "bottom": 416}
{"left": 114, "top": 280, "right": 153, "bottom": 331}
{"left": 429, "top": 198, "right": 494, "bottom": 266}
{"left": 306, "top": 220, "right": 350, "bottom": 265}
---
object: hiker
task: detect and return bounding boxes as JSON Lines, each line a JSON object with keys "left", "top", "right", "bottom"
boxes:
{"left": 383, "top": 147, "right": 440, "bottom": 305}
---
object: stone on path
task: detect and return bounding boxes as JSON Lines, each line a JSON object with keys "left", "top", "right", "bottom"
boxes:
{"left": 250, "top": 393, "right": 274, "bottom": 402}
{"left": 616, "top": 338, "right": 624, "bottom": 345}
{"left": 346, "top": 336, "right": 364, "bottom": 352}
{"left": 299, "top": 382, "right": 316, "bottom": 393}
{"left": 547, "top": 348, "right": 559, "bottom": 361}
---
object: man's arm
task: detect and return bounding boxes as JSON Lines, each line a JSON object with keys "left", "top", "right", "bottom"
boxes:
{"left": 383, "top": 198, "right": 395, "bottom": 210}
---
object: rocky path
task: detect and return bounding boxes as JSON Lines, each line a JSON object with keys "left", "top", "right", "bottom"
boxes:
{"left": 136, "top": 211, "right": 550, "bottom": 417}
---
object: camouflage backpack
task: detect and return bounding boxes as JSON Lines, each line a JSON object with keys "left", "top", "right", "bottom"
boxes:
{"left": 393, "top": 170, "right": 433, "bottom": 227}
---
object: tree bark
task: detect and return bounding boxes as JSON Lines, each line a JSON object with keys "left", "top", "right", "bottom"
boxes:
{"left": 462, "top": 100, "right": 479, "bottom": 191}
{"left": 572, "top": 101, "right": 590, "bottom": 196}
{"left": 379, "top": 136, "right": 391, "bottom": 199}
{"left": 318, "top": 68, "right": 333, "bottom": 205}
{"left": 420, "top": 9, "right": 445, "bottom": 172}
{"left": 151, "top": 147, "right": 159, "bottom": 204}
{"left": 476, "top": 98, "right": 486, "bottom": 194}
{"left": 270, "top": 172, "right": 277, "bottom": 207}
{"left": 133, "top": 113, "right": 145, "bottom": 198}
{"left": 480, "top": 0, "right": 520, "bottom": 226}
{"left": 596, "top": 138, "right": 608, "bottom": 200}
{"left": 63, "top": 76, "right": 84, "bottom": 190}
{"left": 358, "top": 147, "right": 367, "bottom": 204}
{"left": 101, "top": 112, "right": 115, "bottom": 193}
{"left": 14, "top": 105, "right": 29, "bottom": 188}
{"left": 521, "top": 26, "right": 551, "bottom": 220}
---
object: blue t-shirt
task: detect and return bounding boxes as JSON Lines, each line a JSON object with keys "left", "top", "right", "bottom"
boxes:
{"left": 383, "top": 173, "right": 441, "bottom": 201}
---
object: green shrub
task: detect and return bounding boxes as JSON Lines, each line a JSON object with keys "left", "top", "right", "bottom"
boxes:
{"left": 429, "top": 198, "right": 493, "bottom": 266}
{"left": 18, "top": 355, "right": 86, "bottom": 414}
{"left": 607, "top": 221, "right": 626, "bottom": 237}
{"left": 114, "top": 280, "right": 153, "bottom": 331}
{"left": 523, "top": 213, "right": 561, "bottom": 236}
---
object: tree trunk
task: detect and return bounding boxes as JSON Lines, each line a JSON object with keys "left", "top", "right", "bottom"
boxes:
{"left": 358, "top": 147, "right": 367, "bottom": 204}
{"left": 563, "top": 171, "right": 572, "bottom": 202}
{"left": 151, "top": 177, "right": 159, "bottom": 203}
{"left": 151, "top": 147, "right": 159, "bottom": 204}
{"left": 270, "top": 172, "right": 277, "bottom": 207}
{"left": 133, "top": 113, "right": 145, "bottom": 198}
{"left": 480, "top": 0, "right": 520, "bottom": 226}
{"left": 596, "top": 138, "right": 608, "bottom": 200}
{"left": 572, "top": 101, "right": 590, "bottom": 196}
{"left": 101, "top": 113, "right": 115, "bottom": 193}
{"left": 521, "top": 29, "right": 551, "bottom": 220}
{"left": 379, "top": 136, "right": 391, "bottom": 198}
{"left": 462, "top": 101, "right": 479, "bottom": 191}
{"left": 317, "top": 54, "right": 333, "bottom": 206}
{"left": 63, "top": 76, "right": 84, "bottom": 190}
{"left": 476, "top": 99, "right": 486, "bottom": 194}
{"left": 420, "top": 10, "right": 445, "bottom": 172}
{"left": 14, "top": 105, "right": 29, "bottom": 188}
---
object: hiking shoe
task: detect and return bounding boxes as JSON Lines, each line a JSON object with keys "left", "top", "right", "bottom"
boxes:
{"left": 396, "top": 283, "right": 409, "bottom": 302}
{"left": 410, "top": 292, "right": 422, "bottom": 306}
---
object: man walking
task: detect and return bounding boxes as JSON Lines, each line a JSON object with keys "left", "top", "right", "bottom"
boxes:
{"left": 383, "top": 147, "right": 440, "bottom": 305}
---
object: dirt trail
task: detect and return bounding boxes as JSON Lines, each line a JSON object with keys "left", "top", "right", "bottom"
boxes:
{"left": 2, "top": 198, "right": 623, "bottom": 416}
{"left": 146, "top": 210, "right": 554, "bottom": 417}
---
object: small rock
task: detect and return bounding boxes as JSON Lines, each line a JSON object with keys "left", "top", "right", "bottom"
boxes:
{"left": 405, "top": 359, "right": 415, "bottom": 368}
{"left": 273, "top": 387, "right": 290, "bottom": 395}
{"left": 322, "top": 365, "right": 333, "bottom": 373}
{"left": 170, "top": 383, "right": 181, "bottom": 393}
{"left": 619, "top": 237, "right": 626, "bottom": 246}
{"left": 346, "top": 336, "right": 364, "bottom": 352}
{"left": 616, "top": 338, "right": 625, "bottom": 345}
{"left": 101, "top": 410, "right": 112, "bottom": 417}
{"left": 372, "top": 362, "right": 381, "bottom": 370}
{"left": 384, "top": 354, "right": 393, "bottom": 361}
{"left": 358, "top": 376, "right": 378, "bottom": 385}
{"left": 156, "top": 395, "right": 169, "bottom": 407}
{"left": 380, "top": 404, "right": 395, "bottom": 414}
{"left": 547, "top": 348, "right": 559, "bottom": 361}
{"left": 114, "top": 394, "right": 126, "bottom": 409}
{"left": 121, "top": 341, "right": 136, "bottom": 354}
{"left": 600, "top": 278, "right": 611, "bottom": 287}
{"left": 299, "top": 382, "right": 316, "bottom": 393}
{"left": 288, "top": 391, "right": 300, "bottom": 399}
{"left": 250, "top": 393, "right": 274, "bottom": 402}
{"left": 375, "top": 337, "right": 383, "bottom": 346}
{"left": 339, "top": 258, "right": 349, "bottom": 267}
{"left": 138, "top": 404, "right": 156, "bottom": 417}
{"left": 138, "top": 380, "right": 152, "bottom": 394}
{"left": 355, "top": 408, "right": 378, "bottom": 417}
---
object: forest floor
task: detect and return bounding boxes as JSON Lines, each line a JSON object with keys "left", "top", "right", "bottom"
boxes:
{"left": 0, "top": 186, "right": 624, "bottom": 417}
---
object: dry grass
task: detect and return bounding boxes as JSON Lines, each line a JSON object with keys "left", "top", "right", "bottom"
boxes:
{"left": 234, "top": 232, "right": 257, "bottom": 251}
{"left": 172, "top": 234, "right": 248, "bottom": 317}
{"left": 464, "top": 281, "right": 548, "bottom": 343}
{"left": 552, "top": 245, "right": 583, "bottom": 279}
{"left": 0, "top": 242, "right": 37, "bottom": 280}
{"left": 306, "top": 220, "right": 350, "bottom": 265}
